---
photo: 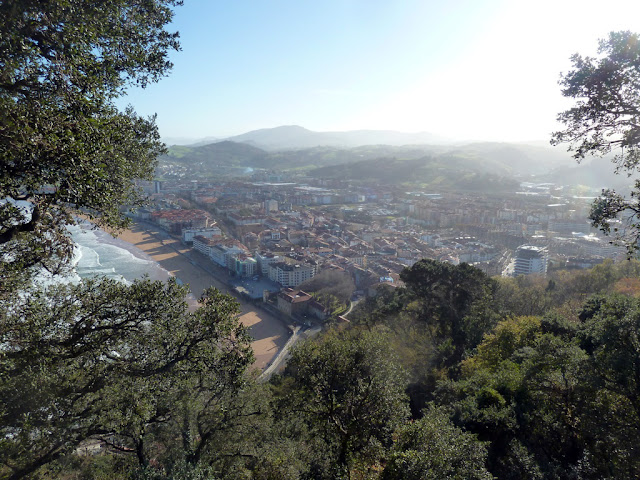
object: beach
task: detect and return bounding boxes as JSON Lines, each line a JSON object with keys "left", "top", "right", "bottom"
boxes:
{"left": 114, "top": 223, "right": 289, "bottom": 370}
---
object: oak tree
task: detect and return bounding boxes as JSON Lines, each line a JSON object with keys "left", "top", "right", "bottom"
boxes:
{"left": 0, "top": 280, "right": 253, "bottom": 479}
{"left": 0, "top": 0, "right": 181, "bottom": 292}
{"left": 284, "top": 329, "right": 409, "bottom": 479}
{"left": 552, "top": 31, "right": 640, "bottom": 252}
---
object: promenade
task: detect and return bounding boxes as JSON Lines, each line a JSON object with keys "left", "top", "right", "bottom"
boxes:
{"left": 117, "top": 222, "right": 289, "bottom": 370}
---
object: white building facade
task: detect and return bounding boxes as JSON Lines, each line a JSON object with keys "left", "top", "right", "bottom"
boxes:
{"left": 513, "top": 245, "right": 548, "bottom": 276}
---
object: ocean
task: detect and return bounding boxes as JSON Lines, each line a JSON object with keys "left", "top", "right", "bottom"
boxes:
{"left": 67, "top": 222, "right": 172, "bottom": 285}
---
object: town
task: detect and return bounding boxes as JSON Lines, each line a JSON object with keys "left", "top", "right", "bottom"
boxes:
{"left": 132, "top": 169, "right": 626, "bottom": 323}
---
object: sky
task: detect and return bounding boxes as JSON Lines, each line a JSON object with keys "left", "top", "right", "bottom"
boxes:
{"left": 120, "top": 0, "right": 640, "bottom": 144}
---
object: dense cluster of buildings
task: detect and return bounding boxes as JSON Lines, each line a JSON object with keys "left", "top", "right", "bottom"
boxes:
{"left": 135, "top": 176, "right": 625, "bottom": 311}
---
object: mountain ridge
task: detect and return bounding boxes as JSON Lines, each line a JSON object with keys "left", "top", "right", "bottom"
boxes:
{"left": 167, "top": 125, "right": 451, "bottom": 150}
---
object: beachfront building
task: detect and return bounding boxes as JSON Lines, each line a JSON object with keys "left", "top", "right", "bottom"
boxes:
{"left": 268, "top": 261, "right": 316, "bottom": 287}
{"left": 192, "top": 235, "right": 224, "bottom": 256}
{"left": 233, "top": 254, "right": 258, "bottom": 277}
{"left": 210, "top": 243, "right": 247, "bottom": 269}
{"left": 256, "top": 251, "right": 282, "bottom": 275}
{"left": 151, "top": 208, "right": 211, "bottom": 233}
{"left": 183, "top": 225, "right": 222, "bottom": 244}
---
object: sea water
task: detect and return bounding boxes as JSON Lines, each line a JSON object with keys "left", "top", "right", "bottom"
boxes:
{"left": 67, "top": 222, "right": 172, "bottom": 285}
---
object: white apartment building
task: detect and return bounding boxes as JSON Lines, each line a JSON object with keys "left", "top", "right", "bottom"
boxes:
{"left": 183, "top": 225, "right": 222, "bottom": 243}
{"left": 255, "top": 251, "right": 281, "bottom": 275}
{"left": 268, "top": 262, "right": 316, "bottom": 287}
{"left": 513, "top": 245, "right": 548, "bottom": 276}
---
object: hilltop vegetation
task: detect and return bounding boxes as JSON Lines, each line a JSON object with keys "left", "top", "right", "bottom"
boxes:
{"left": 12, "top": 259, "right": 640, "bottom": 479}
{"left": 160, "top": 139, "right": 579, "bottom": 190}
{"left": 4, "top": 3, "right": 640, "bottom": 477}
{"left": 307, "top": 155, "right": 520, "bottom": 191}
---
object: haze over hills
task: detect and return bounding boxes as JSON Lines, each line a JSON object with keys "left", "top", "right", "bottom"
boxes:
{"left": 536, "top": 157, "right": 640, "bottom": 194}
{"left": 162, "top": 128, "right": 578, "bottom": 172}
{"left": 157, "top": 124, "right": 640, "bottom": 191}
{"left": 162, "top": 126, "right": 581, "bottom": 173}
{"left": 164, "top": 125, "right": 451, "bottom": 150}
{"left": 223, "top": 125, "right": 451, "bottom": 150}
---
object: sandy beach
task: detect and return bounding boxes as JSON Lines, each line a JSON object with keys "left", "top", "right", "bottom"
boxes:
{"left": 116, "top": 223, "right": 289, "bottom": 370}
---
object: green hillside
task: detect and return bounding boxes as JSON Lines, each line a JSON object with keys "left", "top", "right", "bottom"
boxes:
{"left": 161, "top": 140, "right": 571, "bottom": 186}
{"left": 308, "top": 155, "right": 520, "bottom": 191}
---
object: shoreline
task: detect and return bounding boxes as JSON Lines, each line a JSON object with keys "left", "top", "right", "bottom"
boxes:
{"left": 113, "top": 222, "right": 289, "bottom": 370}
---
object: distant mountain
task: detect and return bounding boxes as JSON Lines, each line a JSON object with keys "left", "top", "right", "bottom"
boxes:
{"left": 443, "top": 143, "right": 576, "bottom": 175}
{"left": 163, "top": 141, "right": 268, "bottom": 167}
{"left": 161, "top": 136, "right": 221, "bottom": 147}
{"left": 160, "top": 135, "right": 583, "bottom": 187}
{"left": 224, "top": 125, "right": 449, "bottom": 150}
{"left": 307, "top": 155, "right": 520, "bottom": 191}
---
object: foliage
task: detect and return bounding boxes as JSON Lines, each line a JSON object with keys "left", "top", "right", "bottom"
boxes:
{"left": 433, "top": 291, "right": 640, "bottom": 479}
{"left": 350, "top": 284, "right": 409, "bottom": 330}
{"left": 283, "top": 329, "right": 409, "bottom": 479}
{"left": 579, "top": 295, "right": 640, "bottom": 419}
{"left": 308, "top": 156, "right": 519, "bottom": 191}
{"left": 551, "top": 31, "right": 640, "bottom": 252}
{"left": 381, "top": 407, "right": 492, "bottom": 480}
{"left": 0, "top": 0, "right": 181, "bottom": 292}
{"left": 552, "top": 31, "right": 640, "bottom": 169}
{"left": 461, "top": 315, "right": 542, "bottom": 374}
{"left": 299, "top": 269, "right": 355, "bottom": 303}
{"left": 0, "top": 280, "right": 253, "bottom": 479}
{"left": 494, "top": 259, "right": 640, "bottom": 318}
{"left": 400, "top": 259, "right": 501, "bottom": 369}
{"left": 298, "top": 269, "right": 356, "bottom": 313}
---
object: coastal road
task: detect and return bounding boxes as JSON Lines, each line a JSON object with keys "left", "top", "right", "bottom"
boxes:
{"left": 259, "top": 325, "right": 301, "bottom": 381}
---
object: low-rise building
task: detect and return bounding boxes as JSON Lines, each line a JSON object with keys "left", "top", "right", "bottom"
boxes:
{"left": 276, "top": 288, "right": 329, "bottom": 320}
{"left": 183, "top": 226, "right": 221, "bottom": 244}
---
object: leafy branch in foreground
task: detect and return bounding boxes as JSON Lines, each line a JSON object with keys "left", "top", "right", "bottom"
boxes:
{"left": 552, "top": 31, "right": 640, "bottom": 252}
{"left": 0, "top": 0, "right": 181, "bottom": 292}
{"left": 0, "top": 279, "right": 253, "bottom": 479}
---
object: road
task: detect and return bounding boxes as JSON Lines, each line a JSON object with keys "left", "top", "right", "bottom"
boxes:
{"left": 125, "top": 221, "right": 292, "bottom": 369}
{"left": 259, "top": 324, "right": 322, "bottom": 382}
{"left": 343, "top": 298, "right": 362, "bottom": 318}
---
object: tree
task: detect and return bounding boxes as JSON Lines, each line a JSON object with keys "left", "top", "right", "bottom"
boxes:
{"left": 381, "top": 407, "right": 492, "bottom": 480}
{"left": 399, "top": 259, "right": 500, "bottom": 368}
{"left": 0, "top": 280, "right": 253, "bottom": 479}
{"left": 551, "top": 31, "right": 640, "bottom": 252}
{"left": 0, "top": 2, "right": 269, "bottom": 478}
{"left": 0, "top": 0, "right": 181, "bottom": 292}
{"left": 298, "top": 269, "right": 355, "bottom": 306}
{"left": 283, "top": 329, "right": 409, "bottom": 479}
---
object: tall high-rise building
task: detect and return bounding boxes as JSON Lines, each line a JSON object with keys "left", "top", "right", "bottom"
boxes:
{"left": 513, "top": 245, "right": 548, "bottom": 276}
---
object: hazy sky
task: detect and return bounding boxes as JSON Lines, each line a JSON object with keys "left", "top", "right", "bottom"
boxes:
{"left": 120, "top": 0, "right": 640, "bottom": 143}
